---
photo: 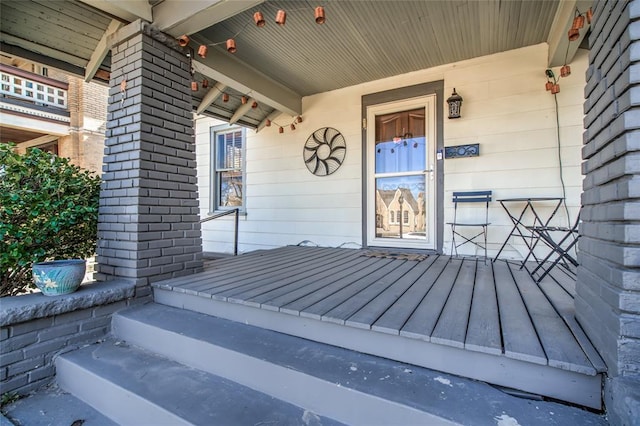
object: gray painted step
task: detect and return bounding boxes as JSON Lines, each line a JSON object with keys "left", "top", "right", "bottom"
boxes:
{"left": 1, "top": 384, "right": 118, "bottom": 426}
{"left": 112, "top": 303, "right": 607, "bottom": 426}
{"left": 56, "top": 340, "right": 341, "bottom": 426}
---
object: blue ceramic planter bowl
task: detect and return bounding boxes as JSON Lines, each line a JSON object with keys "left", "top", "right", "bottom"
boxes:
{"left": 32, "top": 259, "right": 86, "bottom": 296}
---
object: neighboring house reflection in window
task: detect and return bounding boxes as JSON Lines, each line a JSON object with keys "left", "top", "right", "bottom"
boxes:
{"left": 211, "top": 125, "right": 245, "bottom": 211}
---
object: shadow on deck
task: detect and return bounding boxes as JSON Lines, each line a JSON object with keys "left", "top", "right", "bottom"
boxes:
{"left": 152, "top": 245, "right": 605, "bottom": 409}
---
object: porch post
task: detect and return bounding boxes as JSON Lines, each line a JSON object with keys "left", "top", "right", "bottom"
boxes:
{"left": 95, "top": 20, "right": 203, "bottom": 298}
{"left": 576, "top": 0, "right": 640, "bottom": 423}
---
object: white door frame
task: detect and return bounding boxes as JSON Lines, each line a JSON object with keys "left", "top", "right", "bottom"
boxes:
{"left": 366, "top": 95, "right": 437, "bottom": 250}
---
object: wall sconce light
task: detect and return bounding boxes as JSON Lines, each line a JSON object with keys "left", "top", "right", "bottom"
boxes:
{"left": 446, "top": 88, "right": 463, "bottom": 119}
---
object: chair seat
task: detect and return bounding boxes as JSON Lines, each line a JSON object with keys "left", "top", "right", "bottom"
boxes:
{"left": 447, "top": 222, "right": 491, "bottom": 227}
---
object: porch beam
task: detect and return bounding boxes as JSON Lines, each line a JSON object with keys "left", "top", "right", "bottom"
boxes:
{"left": 77, "top": 0, "right": 152, "bottom": 22}
{"left": 17, "top": 135, "right": 59, "bottom": 149}
{"left": 152, "top": 0, "right": 264, "bottom": 37}
{"left": 85, "top": 20, "right": 123, "bottom": 82}
{"left": 196, "top": 82, "right": 227, "bottom": 114}
{"left": 256, "top": 110, "right": 281, "bottom": 133}
{"left": 192, "top": 56, "right": 301, "bottom": 116}
{"left": 547, "top": 0, "right": 592, "bottom": 67}
{"left": 229, "top": 97, "right": 255, "bottom": 124}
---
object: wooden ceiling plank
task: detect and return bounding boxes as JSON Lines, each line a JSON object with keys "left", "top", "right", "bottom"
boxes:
{"left": 196, "top": 82, "right": 227, "bottom": 114}
{"left": 153, "top": 0, "right": 264, "bottom": 37}
{"left": 229, "top": 97, "right": 255, "bottom": 124}
{"left": 0, "top": 33, "right": 88, "bottom": 68}
{"left": 31, "top": 0, "right": 113, "bottom": 27}
{"left": 191, "top": 52, "right": 301, "bottom": 116}
{"left": 85, "top": 19, "right": 122, "bottom": 82}
{"left": 1, "top": 3, "right": 100, "bottom": 53}
{"left": 77, "top": 0, "right": 152, "bottom": 22}
{"left": 24, "top": 0, "right": 111, "bottom": 37}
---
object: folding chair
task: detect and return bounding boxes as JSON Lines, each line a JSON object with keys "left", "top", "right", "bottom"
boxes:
{"left": 447, "top": 191, "right": 492, "bottom": 262}
{"left": 527, "top": 212, "right": 580, "bottom": 283}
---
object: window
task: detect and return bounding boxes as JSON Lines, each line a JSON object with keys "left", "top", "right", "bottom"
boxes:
{"left": 403, "top": 210, "right": 409, "bottom": 224}
{"left": 211, "top": 126, "right": 245, "bottom": 211}
{"left": 390, "top": 211, "right": 395, "bottom": 223}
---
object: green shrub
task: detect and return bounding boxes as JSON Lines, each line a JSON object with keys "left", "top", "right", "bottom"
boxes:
{"left": 0, "top": 144, "right": 101, "bottom": 297}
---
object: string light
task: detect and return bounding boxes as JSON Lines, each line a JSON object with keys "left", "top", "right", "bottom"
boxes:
{"left": 189, "top": 5, "right": 327, "bottom": 57}
{"left": 542, "top": 6, "right": 591, "bottom": 95}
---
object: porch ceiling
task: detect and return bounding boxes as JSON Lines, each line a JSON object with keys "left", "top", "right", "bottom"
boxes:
{"left": 0, "top": 0, "right": 588, "bottom": 129}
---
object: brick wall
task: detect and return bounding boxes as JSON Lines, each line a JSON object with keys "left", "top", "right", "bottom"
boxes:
{"left": 95, "top": 23, "right": 203, "bottom": 293}
{"left": 0, "top": 282, "right": 136, "bottom": 396}
{"left": 575, "top": 0, "right": 640, "bottom": 423}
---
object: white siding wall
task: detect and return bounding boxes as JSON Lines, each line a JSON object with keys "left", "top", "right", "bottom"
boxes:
{"left": 196, "top": 43, "right": 588, "bottom": 258}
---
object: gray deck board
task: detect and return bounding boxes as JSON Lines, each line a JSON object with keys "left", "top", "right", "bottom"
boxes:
{"left": 400, "top": 258, "right": 463, "bottom": 341}
{"left": 191, "top": 247, "right": 336, "bottom": 297}
{"left": 345, "top": 256, "right": 438, "bottom": 329}
{"left": 430, "top": 258, "right": 477, "bottom": 348}
{"left": 252, "top": 256, "right": 372, "bottom": 308}
{"left": 322, "top": 260, "right": 419, "bottom": 325}
{"left": 221, "top": 249, "right": 353, "bottom": 303}
{"left": 174, "top": 246, "right": 321, "bottom": 292}
{"left": 548, "top": 267, "right": 576, "bottom": 296}
{"left": 538, "top": 276, "right": 607, "bottom": 373}
{"left": 465, "top": 260, "right": 502, "bottom": 355}
{"left": 507, "top": 264, "right": 594, "bottom": 374}
{"left": 493, "top": 261, "right": 547, "bottom": 365}
{"left": 158, "top": 247, "right": 604, "bottom": 382}
{"left": 263, "top": 257, "right": 380, "bottom": 312}
{"left": 237, "top": 251, "right": 367, "bottom": 306}
{"left": 303, "top": 259, "right": 409, "bottom": 322}
{"left": 281, "top": 258, "right": 394, "bottom": 316}
{"left": 372, "top": 256, "right": 449, "bottom": 335}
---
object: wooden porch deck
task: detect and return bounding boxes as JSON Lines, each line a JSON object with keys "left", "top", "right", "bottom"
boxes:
{"left": 152, "top": 245, "right": 606, "bottom": 409}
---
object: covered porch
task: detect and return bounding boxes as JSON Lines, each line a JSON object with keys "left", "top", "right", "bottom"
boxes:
{"left": 153, "top": 245, "right": 605, "bottom": 409}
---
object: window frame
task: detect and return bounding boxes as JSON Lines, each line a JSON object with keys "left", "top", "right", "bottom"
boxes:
{"left": 210, "top": 124, "right": 246, "bottom": 213}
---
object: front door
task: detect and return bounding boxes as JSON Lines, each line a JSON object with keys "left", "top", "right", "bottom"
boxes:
{"left": 366, "top": 95, "right": 437, "bottom": 249}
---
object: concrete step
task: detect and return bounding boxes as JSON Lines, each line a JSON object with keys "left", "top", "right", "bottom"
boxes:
{"left": 56, "top": 340, "right": 342, "bottom": 426}
{"left": 110, "top": 303, "right": 607, "bottom": 426}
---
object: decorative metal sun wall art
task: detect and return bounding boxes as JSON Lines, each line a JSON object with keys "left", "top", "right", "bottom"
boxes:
{"left": 303, "top": 127, "right": 346, "bottom": 176}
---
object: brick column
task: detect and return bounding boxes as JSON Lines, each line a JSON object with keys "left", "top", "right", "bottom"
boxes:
{"left": 576, "top": 1, "right": 640, "bottom": 423}
{"left": 95, "top": 21, "right": 203, "bottom": 297}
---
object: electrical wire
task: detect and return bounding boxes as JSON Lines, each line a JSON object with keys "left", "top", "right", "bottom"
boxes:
{"left": 552, "top": 88, "right": 571, "bottom": 228}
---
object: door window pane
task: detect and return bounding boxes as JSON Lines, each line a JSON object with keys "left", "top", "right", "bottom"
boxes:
{"left": 375, "top": 176, "right": 426, "bottom": 240}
